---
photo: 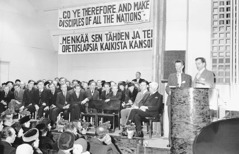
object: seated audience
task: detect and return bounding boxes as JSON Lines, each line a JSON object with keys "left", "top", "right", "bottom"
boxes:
{"left": 8, "top": 84, "right": 24, "bottom": 113}
{"left": 0, "top": 86, "right": 14, "bottom": 113}
{"left": 0, "top": 126, "right": 16, "bottom": 154}
{"left": 17, "top": 128, "right": 42, "bottom": 154}
{"left": 89, "top": 126, "right": 120, "bottom": 154}
{"left": 126, "top": 82, "right": 163, "bottom": 137}
{"left": 69, "top": 85, "right": 86, "bottom": 121}
{"left": 51, "top": 84, "right": 70, "bottom": 124}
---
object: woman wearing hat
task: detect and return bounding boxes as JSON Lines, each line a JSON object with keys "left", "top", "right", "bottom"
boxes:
{"left": 18, "top": 115, "right": 31, "bottom": 138}
{"left": 17, "top": 128, "right": 42, "bottom": 154}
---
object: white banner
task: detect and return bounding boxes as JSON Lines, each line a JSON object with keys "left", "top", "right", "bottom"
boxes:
{"left": 58, "top": 29, "right": 153, "bottom": 54}
{"left": 58, "top": 0, "right": 151, "bottom": 29}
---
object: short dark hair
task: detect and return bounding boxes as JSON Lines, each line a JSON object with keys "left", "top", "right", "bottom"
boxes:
{"left": 195, "top": 57, "right": 206, "bottom": 63}
{"left": 1, "top": 127, "right": 14, "bottom": 139}
{"left": 15, "top": 79, "right": 21, "bottom": 83}
{"left": 175, "top": 60, "right": 185, "bottom": 65}
{"left": 136, "top": 72, "right": 141, "bottom": 75}
{"left": 37, "top": 80, "right": 44, "bottom": 85}
{"left": 28, "top": 80, "right": 35, "bottom": 84}
{"left": 127, "top": 82, "right": 135, "bottom": 88}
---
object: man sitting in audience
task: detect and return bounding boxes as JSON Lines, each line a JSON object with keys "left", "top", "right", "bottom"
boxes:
{"left": 36, "top": 80, "right": 50, "bottom": 118}
{"left": 48, "top": 83, "right": 59, "bottom": 127}
{"left": 89, "top": 125, "right": 120, "bottom": 154}
{"left": 126, "top": 82, "right": 163, "bottom": 137}
{"left": 120, "top": 81, "right": 150, "bottom": 131}
{"left": 51, "top": 84, "right": 70, "bottom": 124}
{"left": 100, "top": 82, "right": 111, "bottom": 101}
{"left": 8, "top": 84, "right": 24, "bottom": 113}
{"left": 81, "top": 81, "right": 99, "bottom": 113}
{"left": 63, "top": 123, "right": 88, "bottom": 152}
{"left": 0, "top": 86, "right": 14, "bottom": 114}
{"left": 0, "top": 126, "right": 16, "bottom": 154}
{"left": 21, "top": 80, "right": 37, "bottom": 115}
{"left": 6, "top": 81, "right": 14, "bottom": 92}
{"left": 69, "top": 85, "right": 86, "bottom": 121}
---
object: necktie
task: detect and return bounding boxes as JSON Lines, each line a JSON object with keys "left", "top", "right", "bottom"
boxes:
{"left": 91, "top": 91, "right": 94, "bottom": 95}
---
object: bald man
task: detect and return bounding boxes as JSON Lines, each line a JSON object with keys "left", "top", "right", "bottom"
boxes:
{"left": 126, "top": 82, "right": 163, "bottom": 137}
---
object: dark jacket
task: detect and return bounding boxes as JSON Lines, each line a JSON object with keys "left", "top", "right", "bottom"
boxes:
{"left": 0, "top": 141, "right": 16, "bottom": 154}
{"left": 22, "top": 88, "right": 36, "bottom": 107}
{"left": 143, "top": 91, "right": 163, "bottom": 117}
{"left": 69, "top": 90, "right": 86, "bottom": 105}
{"left": 35, "top": 89, "right": 50, "bottom": 106}
{"left": 55, "top": 91, "right": 70, "bottom": 109}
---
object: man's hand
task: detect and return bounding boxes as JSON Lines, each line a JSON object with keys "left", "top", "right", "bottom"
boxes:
{"left": 19, "top": 106, "right": 24, "bottom": 111}
{"left": 1, "top": 101, "right": 6, "bottom": 105}
{"left": 140, "top": 106, "right": 148, "bottom": 112}
{"left": 63, "top": 104, "right": 70, "bottom": 109}
{"left": 122, "top": 102, "right": 126, "bottom": 107}
{"left": 103, "top": 134, "right": 112, "bottom": 145}
{"left": 42, "top": 103, "right": 46, "bottom": 106}
{"left": 105, "top": 99, "right": 110, "bottom": 103}
{"left": 132, "top": 105, "right": 139, "bottom": 109}
{"left": 81, "top": 98, "right": 88, "bottom": 105}
{"left": 35, "top": 105, "right": 39, "bottom": 110}
{"left": 44, "top": 106, "right": 49, "bottom": 111}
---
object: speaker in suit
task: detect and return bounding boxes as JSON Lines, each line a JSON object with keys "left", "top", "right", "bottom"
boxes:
{"left": 193, "top": 69, "right": 215, "bottom": 88}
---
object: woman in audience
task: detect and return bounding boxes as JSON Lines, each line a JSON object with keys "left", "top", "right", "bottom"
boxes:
{"left": 17, "top": 128, "right": 42, "bottom": 154}
{"left": 18, "top": 115, "right": 31, "bottom": 138}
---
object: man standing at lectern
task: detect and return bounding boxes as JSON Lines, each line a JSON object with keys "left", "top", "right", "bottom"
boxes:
{"left": 166, "top": 60, "right": 192, "bottom": 147}
{"left": 193, "top": 57, "right": 215, "bottom": 88}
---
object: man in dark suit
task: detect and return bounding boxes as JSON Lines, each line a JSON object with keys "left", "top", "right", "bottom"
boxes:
{"left": 193, "top": 57, "right": 215, "bottom": 88}
{"left": 127, "top": 82, "right": 163, "bottom": 137}
{"left": 132, "top": 71, "right": 145, "bottom": 84}
{"left": 0, "top": 127, "right": 16, "bottom": 154}
{"left": 69, "top": 84, "right": 86, "bottom": 121}
{"left": 82, "top": 81, "right": 100, "bottom": 113}
{"left": 0, "top": 86, "right": 14, "bottom": 113}
{"left": 166, "top": 60, "right": 192, "bottom": 147}
{"left": 51, "top": 84, "right": 70, "bottom": 123}
{"left": 21, "top": 80, "right": 37, "bottom": 114}
{"left": 8, "top": 84, "right": 24, "bottom": 113}
{"left": 48, "top": 83, "right": 59, "bottom": 125}
{"left": 35, "top": 80, "right": 50, "bottom": 118}
{"left": 100, "top": 82, "right": 112, "bottom": 100}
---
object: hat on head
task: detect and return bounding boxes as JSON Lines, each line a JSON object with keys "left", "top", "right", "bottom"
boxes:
{"left": 19, "top": 115, "right": 30, "bottom": 125}
{"left": 16, "top": 143, "right": 34, "bottom": 154}
{"left": 22, "top": 128, "right": 39, "bottom": 143}
{"left": 58, "top": 131, "right": 75, "bottom": 150}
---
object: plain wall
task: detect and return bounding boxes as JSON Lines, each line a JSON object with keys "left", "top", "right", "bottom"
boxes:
{"left": 0, "top": 0, "right": 57, "bottom": 83}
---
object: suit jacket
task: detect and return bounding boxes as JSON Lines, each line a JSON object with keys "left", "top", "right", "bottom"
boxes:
{"left": 166, "top": 73, "right": 192, "bottom": 106}
{"left": 0, "top": 91, "right": 14, "bottom": 104}
{"left": 193, "top": 69, "right": 215, "bottom": 88}
{"left": 35, "top": 89, "right": 50, "bottom": 106}
{"left": 135, "top": 91, "right": 150, "bottom": 107}
{"left": 132, "top": 78, "right": 145, "bottom": 83}
{"left": 89, "top": 137, "right": 120, "bottom": 154}
{"left": 69, "top": 90, "right": 86, "bottom": 105}
{"left": 85, "top": 89, "right": 100, "bottom": 101}
{"left": 14, "top": 89, "right": 24, "bottom": 103}
{"left": 143, "top": 91, "right": 163, "bottom": 117}
{"left": 100, "top": 90, "right": 112, "bottom": 100}
{"left": 55, "top": 91, "right": 70, "bottom": 109}
{"left": 0, "top": 141, "right": 16, "bottom": 154}
{"left": 22, "top": 88, "right": 36, "bottom": 106}
{"left": 109, "top": 91, "right": 122, "bottom": 101}
{"left": 48, "top": 90, "right": 59, "bottom": 106}
{"left": 125, "top": 88, "right": 138, "bottom": 103}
